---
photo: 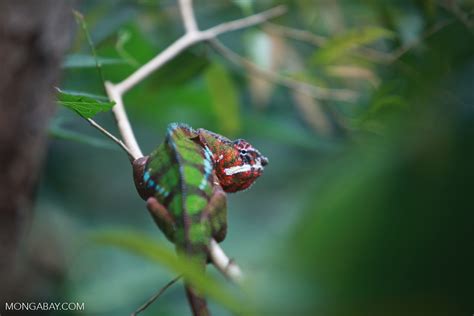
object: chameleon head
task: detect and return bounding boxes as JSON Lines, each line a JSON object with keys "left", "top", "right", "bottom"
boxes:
{"left": 205, "top": 135, "right": 268, "bottom": 193}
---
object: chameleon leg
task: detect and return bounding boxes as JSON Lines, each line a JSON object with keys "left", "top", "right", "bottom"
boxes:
{"left": 146, "top": 197, "right": 176, "bottom": 242}
{"left": 203, "top": 187, "right": 227, "bottom": 243}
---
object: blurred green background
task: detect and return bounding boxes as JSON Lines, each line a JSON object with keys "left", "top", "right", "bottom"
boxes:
{"left": 23, "top": 0, "right": 474, "bottom": 315}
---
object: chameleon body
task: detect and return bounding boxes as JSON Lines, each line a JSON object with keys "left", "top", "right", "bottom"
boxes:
{"left": 132, "top": 123, "right": 268, "bottom": 316}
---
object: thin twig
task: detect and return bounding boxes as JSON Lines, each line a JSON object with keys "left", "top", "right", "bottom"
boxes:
{"left": 208, "top": 240, "right": 243, "bottom": 283}
{"left": 74, "top": 9, "right": 137, "bottom": 162}
{"left": 85, "top": 117, "right": 135, "bottom": 161}
{"left": 73, "top": 10, "right": 108, "bottom": 94}
{"left": 114, "top": 34, "right": 196, "bottom": 94}
{"left": 208, "top": 38, "right": 358, "bottom": 102}
{"left": 179, "top": 0, "right": 198, "bottom": 33}
{"left": 131, "top": 275, "right": 182, "bottom": 316}
{"left": 105, "top": 82, "right": 142, "bottom": 159}
{"left": 203, "top": 6, "right": 287, "bottom": 38}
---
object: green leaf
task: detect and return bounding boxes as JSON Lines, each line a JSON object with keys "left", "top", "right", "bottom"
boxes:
{"left": 58, "top": 90, "right": 109, "bottom": 101}
{"left": 91, "top": 229, "right": 254, "bottom": 315}
{"left": 205, "top": 62, "right": 241, "bottom": 136}
{"left": 312, "top": 27, "right": 394, "bottom": 64}
{"left": 62, "top": 54, "right": 126, "bottom": 68}
{"left": 56, "top": 89, "right": 115, "bottom": 118}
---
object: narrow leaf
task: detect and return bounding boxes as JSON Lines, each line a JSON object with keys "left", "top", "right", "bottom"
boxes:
{"left": 56, "top": 89, "right": 115, "bottom": 118}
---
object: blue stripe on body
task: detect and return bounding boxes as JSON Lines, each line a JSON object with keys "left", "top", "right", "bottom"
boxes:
{"left": 144, "top": 170, "right": 170, "bottom": 197}
{"left": 199, "top": 146, "right": 213, "bottom": 190}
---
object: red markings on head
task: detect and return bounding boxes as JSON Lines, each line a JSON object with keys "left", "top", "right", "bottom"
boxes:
{"left": 214, "top": 139, "right": 268, "bottom": 192}
{"left": 197, "top": 129, "right": 268, "bottom": 192}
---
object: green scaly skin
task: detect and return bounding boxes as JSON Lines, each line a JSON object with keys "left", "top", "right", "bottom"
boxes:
{"left": 132, "top": 123, "right": 267, "bottom": 316}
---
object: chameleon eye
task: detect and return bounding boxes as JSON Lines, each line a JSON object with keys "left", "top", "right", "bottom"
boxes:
{"left": 240, "top": 149, "right": 247, "bottom": 154}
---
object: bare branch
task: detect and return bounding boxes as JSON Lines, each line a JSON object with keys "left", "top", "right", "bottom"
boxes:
{"left": 203, "top": 6, "right": 287, "bottom": 38}
{"left": 179, "top": 0, "right": 198, "bottom": 33}
{"left": 208, "top": 240, "right": 243, "bottom": 283}
{"left": 115, "top": 34, "right": 196, "bottom": 94}
{"left": 105, "top": 82, "right": 142, "bottom": 159}
{"left": 85, "top": 117, "right": 135, "bottom": 161}
{"left": 114, "top": 5, "right": 286, "bottom": 94}
{"left": 209, "top": 39, "right": 358, "bottom": 102}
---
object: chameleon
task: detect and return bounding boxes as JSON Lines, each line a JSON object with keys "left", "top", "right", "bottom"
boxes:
{"left": 132, "top": 123, "right": 268, "bottom": 316}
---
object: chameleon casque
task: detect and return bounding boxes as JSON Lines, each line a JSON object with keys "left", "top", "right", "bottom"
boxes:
{"left": 132, "top": 123, "right": 268, "bottom": 316}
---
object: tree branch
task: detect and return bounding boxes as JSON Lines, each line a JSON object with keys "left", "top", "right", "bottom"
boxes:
{"left": 85, "top": 117, "right": 135, "bottom": 161}
{"left": 179, "top": 0, "right": 198, "bottom": 33}
{"left": 208, "top": 239, "right": 243, "bottom": 283}
{"left": 202, "top": 6, "right": 287, "bottom": 38}
{"left": 114, "top": 34, "right": 196, "bottom": 94}
{"left": 105, "top": 0, "right": 286, "bottom": 284}
{"left": 113, "top": 5, "right": 286, "bottom": 95}
{"left": 105, "top": 82, "right": 142, "bottom": 159}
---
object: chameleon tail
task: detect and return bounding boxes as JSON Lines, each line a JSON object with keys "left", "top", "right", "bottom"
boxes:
{"left": 185, "top": 284, "right": 210, "bottom": 316}
{"left": 183, "top": 252, "right": 211, "bottom": 316}
{"left": 180, "top": 240, "right": 211, "bottom": 316}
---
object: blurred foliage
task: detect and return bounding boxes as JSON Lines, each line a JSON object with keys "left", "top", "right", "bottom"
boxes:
{"left": 311, "top": 26, "right": 395, "bottom": 64}
{"left": 91, "top": 229, "right": 252, "bottom": 315}
{"left": 23, "top": 0, "right": 474, "bottom": 315}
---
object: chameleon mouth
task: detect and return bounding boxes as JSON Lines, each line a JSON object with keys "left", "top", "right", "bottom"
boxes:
{"left": 260, "top": 156, "right": 269, "bottom": 166}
